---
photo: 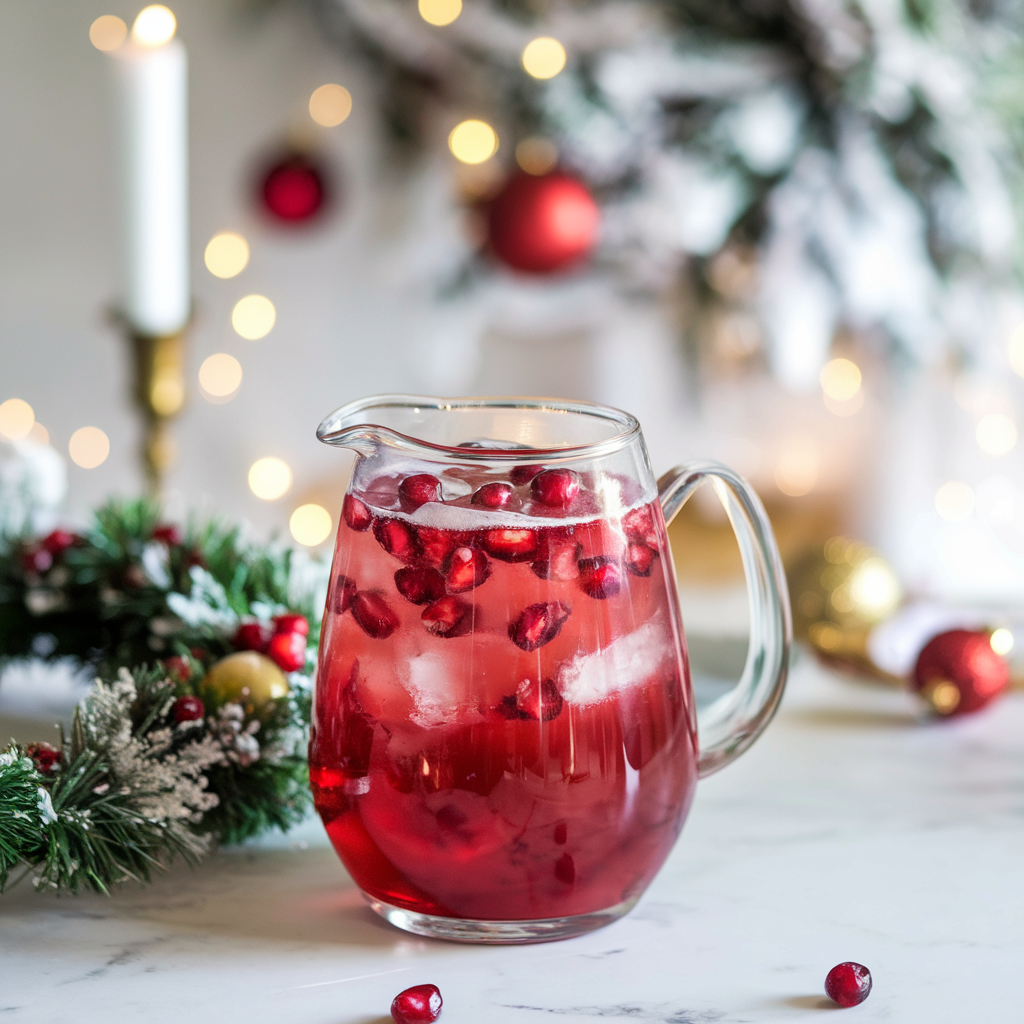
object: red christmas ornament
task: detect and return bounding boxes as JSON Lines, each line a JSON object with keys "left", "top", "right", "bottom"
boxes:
{"left": 912, "top": 629, "right": 1009, "bottom": 717}
{"left": 234, "top": 621, "right": 272, "bottom": 653}
{"left": 172, "top": 695, "right": 205, "bottom": 723}
{"left": 259, "top": 152, "right": 328, "bottom": 224}
{"left": 41, "top": 530, "right": 80, "bottom": 557}
{"left": 486, "top": 170, "right": 599, "bottom": 274}
{"left": 273, "top": 613, "right": 309, "bottom": 637}
{"left": 152, "top": 523, "right": 183, "bottom": 546}
{"left": 267, "top": 630, "right": 307, "bottom": 672}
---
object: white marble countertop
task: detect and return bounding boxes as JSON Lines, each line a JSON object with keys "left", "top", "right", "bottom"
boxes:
{"left": 2, "top": 656, "right": 1023, "bottom": 1023}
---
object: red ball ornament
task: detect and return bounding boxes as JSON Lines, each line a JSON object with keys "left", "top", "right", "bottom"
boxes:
{"left": 486, "top": 170, "right": 599, "bottom": 274}
{"left": 267, "top": 630, "right": 307, "bottom": 672}
{"left": 259, "top": 152, "right": 328, "bottom": 224}
{"left": 913, "top": 629, "right": 1009, "bottom": 717}
{"left": 172, "top": 695, "right": 205, "bottom": 723}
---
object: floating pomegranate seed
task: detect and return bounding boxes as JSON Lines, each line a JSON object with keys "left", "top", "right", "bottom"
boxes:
{"left": 267, "top": 630, "right": 307, "bottom": 672}
{"left": 510, "top": 464, "right": 544, "bottom": 486}
{"left": 273, "top": 613, "right": 309, "bottom": 636}
{"left": 445, "top": 546, "right": 491, "bottom": 593}
{"left": 422, "top": 595, "right": 471, "bottom": 638}
{"left": 531, "top": 468, "right": 581, "bottom": 509}
{"left": 234, "top": 621, "right": 272, "bottom": 652}
{"left": 531, "top": 534, "right": 582, "bottom": 581}
{"left": 172, "top": 695, "right": 205, "bottom": 723}
{"left": 399, "top": 474, "right": 442, "bottom": 511}
{"left": 42, "top": 529, "right": 80, "bottom": 556}
{"left": 334, "top": 574, "right": 358, "bottom": 613}
{"left": 391, "top": 984, "right": 442, "bottom": 1024}
{"left": 625, "top": 543, "right": 657, "bottom": 577}
{"left": 351, "top": 591, "right": 400, "bottom": 639}
{"left": 482, "top": 528, "right": 538, "bottom": 562}
{"left": 395, "top": 565, "right": 446, "bottom": 605}
{"left": 374, "top": 518, "right": 421, "bottom": 563}
{"left": 342, "top": 494, "right": 372, "bottom": 531}
{"left": 414, "top": 526, "right": 458, "bottom": 569}
{"left": 825, "top": 962, "right": 872, "bottom": 1007}
{"left": 472, "top": 481, "right": 514, "bottom": 508}
{"left": 578, "top": 557, "right": 623, "bottom": 599}
{"left": 515, "top": 677, "right": 564, "bottom": 721}
{"left": 509, "top": 601, "right": 571, "bottom": 651}
{"left": 623, "top": 505, "right": 657, "bottom": 546}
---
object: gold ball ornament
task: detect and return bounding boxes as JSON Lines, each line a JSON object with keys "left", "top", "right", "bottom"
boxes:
{"left": 203, "top": 651, "right": 289, "bottom": 711}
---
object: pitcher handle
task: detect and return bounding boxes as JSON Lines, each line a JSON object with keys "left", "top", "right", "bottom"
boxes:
{"left": 658, "top": 461, "right": 792, "bottom": 778}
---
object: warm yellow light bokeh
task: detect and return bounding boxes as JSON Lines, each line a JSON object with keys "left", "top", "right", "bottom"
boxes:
{"left": 418, "top": 0, "right": 462, "bottom": 26}
{"left": 0, "top": 398, "right": 35, "bottom": 440}
{"left": 990, "top": 627, "right": 1014, "bottom": 656}
{"left": 516, "top": 137, "right": 558, "bottom": 175}
{"left": 1007, "top": 324, "right": 1024, "bottom": 378}
{"left": 132, "top": 5, "right": 176, "bottom": 47}
{"left": 90, "top": 15, "right": 127, "bottom": 51}
{"left": 69, "top": 427, "right": 110, "bottom": 469}
{"left": 232, "top": 295, "right": 276, "bottom": 340}
{"left": 249, "top": 457, "right": 292, "bottom": 501}
{"left": 289, "top": 504, "right": 333, "bottom": 546}
{"left": 204, "top": 232, "right": 249, "bottom": 278}
{"left": 150, "top": 376, "right": 184, "bottom": 416}
{"left": 29, "top": 422, "right": 50, "bottom": 445}
{"left": 976, "top": 413, "right": 1017, "bottom": 456}
{"left": 522, "top": 37, "right": 566, "bottom": 79}
{"left": 820, "top": 357, "right": 862, "bottom": 401}
{"left": 775, "top": 437, "right": 819, "bottom": 497}
{"left": 309, "top": 84, "right": 353, "bottom": 127}
{"left": 935, "top": 480, "right": 974, "bottom": 522}
{"left": 199, "top": 353, "right": 243, "bottom": 399}
{"left": 449, "top": 120, "right": 498, "bottom": 164}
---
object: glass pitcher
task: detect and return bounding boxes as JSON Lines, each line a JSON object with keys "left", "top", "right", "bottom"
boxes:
{"left": 310, "top": 395, "right": 790, "bottom": 943}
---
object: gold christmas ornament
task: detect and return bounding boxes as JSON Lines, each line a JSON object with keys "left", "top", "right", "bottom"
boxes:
{"left": 203, "top": 651, "right": 289, "bottom": 710}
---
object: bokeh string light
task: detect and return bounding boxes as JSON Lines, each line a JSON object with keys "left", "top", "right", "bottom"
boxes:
{"left": 449, "top": 120, "right": 498, "bottom": 164}
{"left": 0, "top": 398, "right": 35, "bottom": 440}
{"left": 289, "top": 504, "right": 333, "bottom": 546}
{"left": 204, "top": 232, "right": 249, "bottom": 278}
{"left": 309, "top": 84, "right": 352, "bottom": 127}
{"left": 775, "top": 436, "right": 819, "bottom": 497}
{"left": 418, "top": 0, "right": 462, "bottom": 26}
{"left": 976, "top": 413, "right": 1017, "bottom": 456}
{"left": 131, "top": 5, "right": 176, "bottom": 47}
{"left": 89, "top": 15, "right": 127, "bottom": 51}
{"left": 198, "top": 353, "right": 242, "bottom": 401}
{"left": 515, "top": 138, "right": 558, "bottom": 176}
{"left": 69, "top": 427, "right": 110, "bottom": 469}
{"left": 249, "top": 457, "right": 292, "bottom": 500}
{"left": 232, "top": 295, "right": 276, "bottom": 340}
{"left": 521, "top": 37, "right": 566, "bottom": 79}
{"left": 935, "top": 480, "right": 974, "bottom": 522}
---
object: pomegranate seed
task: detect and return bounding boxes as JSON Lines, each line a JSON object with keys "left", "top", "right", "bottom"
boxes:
{"left": 531, "top": 534, "right": 582, "bottom": 581}
{"left": 445, "top": 546, "right": 491, "bottom": 593}
{"left": 472, "top": 481, "right": 514, "bottom": 508}
{"left": 151, "top": 524, "right": 183, "bottom": 546}
{"left": 509, "top": 601, "right": 571, "bottom": 651}
{"left": 515, "top": 677, "right": 564, "bottom": 721}
{"left": 414, "top": 525, "right": 458, "bottom": 569}
{"left": 825, "top": 963, "right": 872, "bottom": 1007}
{"left": 374, "top": 518, "right": 422, "bottom": 563}
{"left": 482, "top": 528, "right": 538, "bottom": 562}
{"left": 273, "top": 613, "right": 309, "bottom": 636}
{"left": 42, "top": 529, "right": 80, "bottom": 555}
{"left": 531, "top": 468, "right": 580, "bottom": 509}
{"left": 234, "top": 621, "right": 271, "bottom": 652}
{"left": 172, "top": 695, "right": 205, "bottom": 723}
{"left": 422, "top": 595, "right": 471, "bottom": 638}
{"left": 510, "top": 465, "right": 544, "bottom": 486}
{"left": 399, "top": 474, "right": 442, "bottom": 511}
{"left": 395, "top": 565, "right": 446, "bottom": 605}
{"left": 267, "top": 630, "right": 307, "bottom": 672}
{"left": 334, "top": 574, "right": 358, "bottom": 613}
{"left": 623, "top": 505, "right": 657, "bottom": 547}
{"left": 624, "top": 543, "right": 657, "bottom": 577}
{"left": 342, "top": 494, "right": 372, "bottom": 531}
{"left": 391, "top": 984, "right": 442, "bottom": 1024}
{"left": 162, "top": 656, "right": 191, "bottom": 683}
{"left": 578, "top": 557, "right": 623, "bottom": 599}
{"left": 351, "top": 591, "right": 400, "bottom": 639}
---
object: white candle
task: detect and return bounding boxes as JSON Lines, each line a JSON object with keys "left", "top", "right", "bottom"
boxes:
{"left": 111, "top": 24, "right": 189, "bottom": 336}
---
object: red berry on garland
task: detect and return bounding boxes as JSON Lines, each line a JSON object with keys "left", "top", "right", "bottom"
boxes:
{"left": 25, "top": 742, "right": 62, "bottom": 775}
{"left": 273, "top": 613, "right": 309, "bottom": 637}
{"left": 172, "top": 695, "right": 205, "bottom": 723}
{"left": 41, "top": 530, "right": 79, "bottom": 557}
{"left": 391, "top": 984, "right": 442, "bottom": 1024}
{"left": 267, "top": 630, "right": 307, "bottom": 672}
{"left": 825, "top": 962, "right": 872, "bottom": 1007}
{"left": 913, "top": 629, "right": 1009, "bottom": 717}
{"left": 486, "top": 170, "right": 599, "bottom": 275}
{"left": 152, "top": 523, "right": 183, "bottom": 546}
{"left": 163, "top": 656, "right": 191, "bottom": 683}
{"left": 21, "top": 545, "right": 53, "bottom": 575}
{"left": 259, "top": 151, "right": 329, "bottom": 224}
{"left": 234, "top": 621, "right": 272, "bottom": 653}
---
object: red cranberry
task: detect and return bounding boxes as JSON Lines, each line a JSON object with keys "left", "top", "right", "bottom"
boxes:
{"left": 825, "top": 962, "right": 872, "bottom": 1007}
{"left": 515, "top": 677, "right": 564, "bottom": 721}
{"left": 267, "top": 630, "right": 307, "bottom": 672}
{"left": 374, "top": 518, "right": 422, "bottom": 563}
{"left": 578, "top": 557, "right": 622, "bottom": 599}
{"left": 510, "top": 465, "right": 544, "bottom": 486}
{"left": 624, "top": 543, "right": 657, "bottom": 577}
{"left": 422, "top": 595, "right": 471, "bottom": 638}
{"left": 26, "top": 742, "right": 62, "bottom": 775}
{"left": 472, "top": 482, "right": 514, "bottom": 509}
{"left": 482, "top": 528, "right": 538, "bottom": 562}
{"left": 343, "top": 494, "right": 372, "bottom": 531}
{"left": 531, "top": 468, "right": 580, "bottom": 509}
{"left": 152, "top": 523, "right": 183, "bottom": 546}
{"left": 531, "top": 534, "right": 582, "bottom": 581}
{"left": 509, "top": 601, "right": 571, "bottom": 651}
{"left": 414, "top": 526, "right": 458, "bottom": 569}
{"left": 41, "top": 529, "right": 79, "bottom": 556}
{"left": 391, "top": 984, "right": 442, "bottom": 1024}
{"left": 351, "top": 591, "right": 400, "bottom": 639}
{"left": 162, "top": 656, "right": 191, "bottom": 683}
{"left": 444, "top": 546, "right": 491, "bottom": 593}
{"left": 172, "top": 695, "right": 205, "bottom": 723}
{"left": 395, "top": 565, "right": 446, "bottom": 605}
{"left": 234, "top": 621, "right": 272, "bottom": 653}
{"left": 274, "top": 613, "right": 309, "bottom": 637}
{"left": 334, "top": 574, "right": 358, "bottom": 613}
{"left": 21, "top": 546, "right": 52, "bottom": 575}
{"left": 399, "top": 474, "right": 442, "bottom": 512}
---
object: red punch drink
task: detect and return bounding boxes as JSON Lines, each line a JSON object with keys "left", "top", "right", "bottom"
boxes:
{"left": 310, "top": 462, "right": 698, "bottom": 931}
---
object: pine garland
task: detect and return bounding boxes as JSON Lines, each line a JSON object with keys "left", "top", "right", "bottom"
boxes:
{"left": 0, "top": 499, "right": 326, "bottom": 895}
